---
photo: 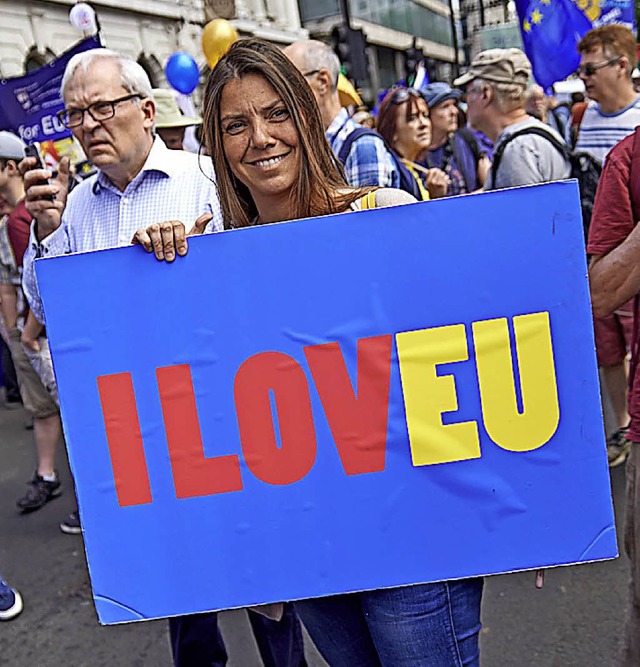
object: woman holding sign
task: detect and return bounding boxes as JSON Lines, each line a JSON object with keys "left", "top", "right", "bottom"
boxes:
{"left": 135, "top": 38, "right": 483, "bottom": 667}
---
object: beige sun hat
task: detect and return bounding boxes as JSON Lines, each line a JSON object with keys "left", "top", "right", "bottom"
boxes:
{"left": 152, "top": 88, "right": 202, "bottom": 129}
{"left": 453, "top": 48, "right": 532, "bottom": 88}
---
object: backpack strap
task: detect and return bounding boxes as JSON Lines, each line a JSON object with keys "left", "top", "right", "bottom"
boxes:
{"left": 337, "top": 126, "right": 382, "bottom": 165}
{"left": 359, "top": 190, "right": 377, "bottom": 210}
{"left": 457, "top": 127, "right": 483, "bottom": 163}
{"left": 453, "top": 128, "right": 482, "bottom": 191}
{"left": 490, "top": 125, "right": 568, "bottom": 186}
{"left": 400, "top": 159, "right": 430, "bottom": 201}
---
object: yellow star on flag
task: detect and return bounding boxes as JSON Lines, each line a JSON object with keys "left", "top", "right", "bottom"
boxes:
{"left": 540, "top": 0, "right": 551, "bottom": 5}
{"left": 523, "top": 18, "right": 532, "bottom": 31}
{"left": 531, "top": 8, "right": 544, "bottom": 23}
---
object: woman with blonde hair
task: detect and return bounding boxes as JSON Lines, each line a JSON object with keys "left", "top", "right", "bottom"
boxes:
{"left": 136, "top": 37, "right": 483, "bottom": 667}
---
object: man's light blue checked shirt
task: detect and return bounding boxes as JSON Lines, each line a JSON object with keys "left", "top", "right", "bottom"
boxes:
{"left": 23, "top": 138, "right": 223, "bottom": 323}
{"left": 326, "top": 108, "right": 399, "bottom": 189}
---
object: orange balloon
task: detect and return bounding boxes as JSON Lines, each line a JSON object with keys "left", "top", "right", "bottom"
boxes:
{"left": 202, "top": 19, "right": 238, "bottom": 69}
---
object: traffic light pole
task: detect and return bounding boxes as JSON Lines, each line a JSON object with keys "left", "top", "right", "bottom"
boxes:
{"left": 338, "top": 0, "right": 352, "bottom": 28}
{"left": 448, "top": 0, "right": 461, "bottom": 79}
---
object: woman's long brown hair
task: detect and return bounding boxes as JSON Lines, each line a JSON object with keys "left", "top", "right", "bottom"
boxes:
{"left": 201, "top": 38, "right": 373, "bottom": 229}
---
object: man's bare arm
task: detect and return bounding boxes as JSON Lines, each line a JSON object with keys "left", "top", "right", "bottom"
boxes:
{"left": 0, "top": 282, "right": 18, "bottom": 332}
{"left": 589, "top": 222, "right": 640, "bottom": 316}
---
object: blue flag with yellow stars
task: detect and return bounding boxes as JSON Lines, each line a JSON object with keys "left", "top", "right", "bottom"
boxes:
{"left": 515, "top": 0, "right": 592, "bottom": 89}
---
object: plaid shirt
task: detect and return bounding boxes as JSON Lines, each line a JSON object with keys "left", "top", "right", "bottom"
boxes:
{"left": 326, "top": 108, "right": 399, "bottom": 189}
{"left": 23, "top": 138, "right": 223, "bottom": 323}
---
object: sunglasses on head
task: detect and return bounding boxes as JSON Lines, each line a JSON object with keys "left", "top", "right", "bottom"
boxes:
{"left": 389, "top": 87, "right": 424, "bottom": 104}
{"left": 576, "top": 55, "right": 622, "bottom": 77}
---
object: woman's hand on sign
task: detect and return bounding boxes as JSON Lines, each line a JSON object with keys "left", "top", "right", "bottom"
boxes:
{"left": 132, "top": 213, "right": 212, "bottom": 262}
{"left": 21, "top": 156, "right": 71, "bottom": 241}
{"left": 425, "top": 168, "right": 450, "bottom": 200}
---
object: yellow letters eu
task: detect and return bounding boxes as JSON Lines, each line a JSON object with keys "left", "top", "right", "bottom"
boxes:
{"left": 472, "top": 312, "right": 559, "bottom": 452}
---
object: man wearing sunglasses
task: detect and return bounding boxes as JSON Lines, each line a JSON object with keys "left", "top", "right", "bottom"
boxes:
{"left": 575, "top": 25, "right": 640, "bottom": 164}
{"left": 575, "top": 25, "right": 640, "bottom": 470}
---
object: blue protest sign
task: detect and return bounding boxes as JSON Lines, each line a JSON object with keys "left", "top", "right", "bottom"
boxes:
{"left": 0, "top": 36, "right": 101, "bottom": 144}
{"left": 36, "top": 181, "right": 616, "bottom": 625}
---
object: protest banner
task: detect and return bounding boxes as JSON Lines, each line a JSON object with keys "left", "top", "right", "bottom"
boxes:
{"left": 35, "top": 181, "right": 617, "bottom": 624}
{"left": 0, "top": 35, "right": 100, "bottom": 168}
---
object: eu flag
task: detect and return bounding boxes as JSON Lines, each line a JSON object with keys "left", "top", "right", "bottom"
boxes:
{"left": 515, "top": 0, "right": 592, "bottom": 89}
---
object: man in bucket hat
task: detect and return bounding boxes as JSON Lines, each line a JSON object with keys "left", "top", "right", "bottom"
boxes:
{"left": 152, "top": 88, "right": 202, "bottom": 151}
{"left": 454, "top": 48, "right": 570, "bottom": 190}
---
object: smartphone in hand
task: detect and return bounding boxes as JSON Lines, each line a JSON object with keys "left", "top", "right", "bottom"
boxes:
{"left": 24, "top": 142, "right": 54, "bottom": 201}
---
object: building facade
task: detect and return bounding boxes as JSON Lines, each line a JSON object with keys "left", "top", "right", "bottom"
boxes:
{"left": 459, "top": 0, "right": 519, "bottom": 61}
{"left": 297, "top": 0, "right": 464, "bottom": 100}
{"left": 0, "top": 0, "right": 307, "bottom": 82}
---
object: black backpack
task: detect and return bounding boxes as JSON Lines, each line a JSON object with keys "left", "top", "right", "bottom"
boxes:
{"left": 491, "top": 126, "right": 602, "bottom": 240}
{"left": 336, "top": 126, "right": 423, "bottom": 200}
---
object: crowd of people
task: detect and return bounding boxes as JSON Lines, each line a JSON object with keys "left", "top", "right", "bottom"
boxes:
{"left": 0, "top": 20, "right": 639, "bottom": 667}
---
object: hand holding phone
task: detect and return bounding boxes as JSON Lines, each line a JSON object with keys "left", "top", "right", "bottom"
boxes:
{"left": 21, "top": 144, "right": 70, "bottom": 239}
{"left": 24, "top": 143, "right": 53, "bottom": 197}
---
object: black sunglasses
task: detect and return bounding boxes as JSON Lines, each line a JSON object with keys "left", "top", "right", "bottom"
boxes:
{"left": 577, "top": 56, "right": 622, "bottom": 77}
{"left": 389, "top": 87, "right": 424, "bottom": 104}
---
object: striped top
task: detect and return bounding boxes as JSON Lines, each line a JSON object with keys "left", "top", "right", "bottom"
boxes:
{"left": 574, "top": 96, "right": 640, "bottom": 164}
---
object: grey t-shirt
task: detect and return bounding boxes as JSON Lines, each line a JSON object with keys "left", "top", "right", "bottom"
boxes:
{"left": 485, "top": 117, "right": 572, "bottom": 191}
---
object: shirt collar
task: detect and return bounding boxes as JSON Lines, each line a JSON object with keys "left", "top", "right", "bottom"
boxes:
{"left": 326, "top": 108, "right": 350, "bottom": 142}
{"left": 92, "top": 136, "right": 174, "bottom": 195}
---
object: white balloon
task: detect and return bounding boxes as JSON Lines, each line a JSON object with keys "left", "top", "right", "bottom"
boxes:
{"left": 69, "top": 3, "right": 97, "bottom": 32}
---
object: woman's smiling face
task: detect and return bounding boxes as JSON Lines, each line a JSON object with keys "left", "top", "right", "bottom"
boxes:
{"left": 220, "top": 73, "right": 300, "bottom": 207}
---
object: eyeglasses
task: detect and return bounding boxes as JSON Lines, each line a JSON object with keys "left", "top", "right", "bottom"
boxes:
{"left": 389, "top": 88, "right": 424, "bottom": 105}
{"left": 302, "top": 70, "right": 321, "bottom": 78}
{"left": 56, "top": 93, "right": 143, "bottom": 128}
{"left": 576, "top": 56, "right": 622, "bottom": 77}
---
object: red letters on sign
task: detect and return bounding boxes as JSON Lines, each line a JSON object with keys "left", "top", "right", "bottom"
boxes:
{"left": 305, "top": 335, "right": 392, "bottom": 475}
{"left": 234, "top": 352, "right": 317, "bottom": 485}
{"left": 157, "top": 364, "right": 243, "bottom": 498}
{"left": 97, "top": 373, "right": 152, "bottom": 507}
{"left": 99, "top": 337, "right": 393, "bottom": 504}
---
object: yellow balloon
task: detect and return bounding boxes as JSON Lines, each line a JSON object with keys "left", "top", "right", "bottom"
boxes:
{"left": 202, "top": 19, "right": 239, "bottom": 69}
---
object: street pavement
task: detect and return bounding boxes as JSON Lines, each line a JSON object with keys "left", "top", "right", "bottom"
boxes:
{"left": 0, "top": 400, "right": 629, "bottom": 667}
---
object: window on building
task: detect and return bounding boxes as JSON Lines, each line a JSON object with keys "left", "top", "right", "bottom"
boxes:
{"left": 24, "top": 46, "right": 56, "bottom": 73}
{"left": 137, "top": 54, "right": 164, "bottom": 88}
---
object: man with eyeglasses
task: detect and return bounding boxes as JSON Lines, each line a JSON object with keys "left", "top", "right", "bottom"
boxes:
{"left": 575, "top": 25, "right": 640, "bottom": 164}
{"left": 20, "top": 47, "right": 306, "bottom": 667}
{"left": 454, "top": 48, "right": 570, "bottom": 191}
{"left": 575, "top": 25, "right": 640, "bottom": 470}
{"left": 284, "top": 40, "right": 400, "bottom": 189}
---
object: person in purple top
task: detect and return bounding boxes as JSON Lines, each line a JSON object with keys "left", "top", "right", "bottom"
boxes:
{"left": 419, "top": 82, "right": 491, "bottom": 196}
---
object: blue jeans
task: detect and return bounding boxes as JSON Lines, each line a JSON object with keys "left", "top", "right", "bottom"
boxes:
{"left": 295, "top": 579, "right": 483, "bottom": 667}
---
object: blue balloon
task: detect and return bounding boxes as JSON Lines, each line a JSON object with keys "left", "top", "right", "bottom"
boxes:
{"left": 165, "top": 52, "right": 200, "bottom": 95}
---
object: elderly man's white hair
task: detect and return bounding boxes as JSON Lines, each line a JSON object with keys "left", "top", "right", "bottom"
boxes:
{"left": 61, "top": 48, "right": 153, "bottom": 99}
{"left": 296, "top": 40, "right": 341, "bottom": 91}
